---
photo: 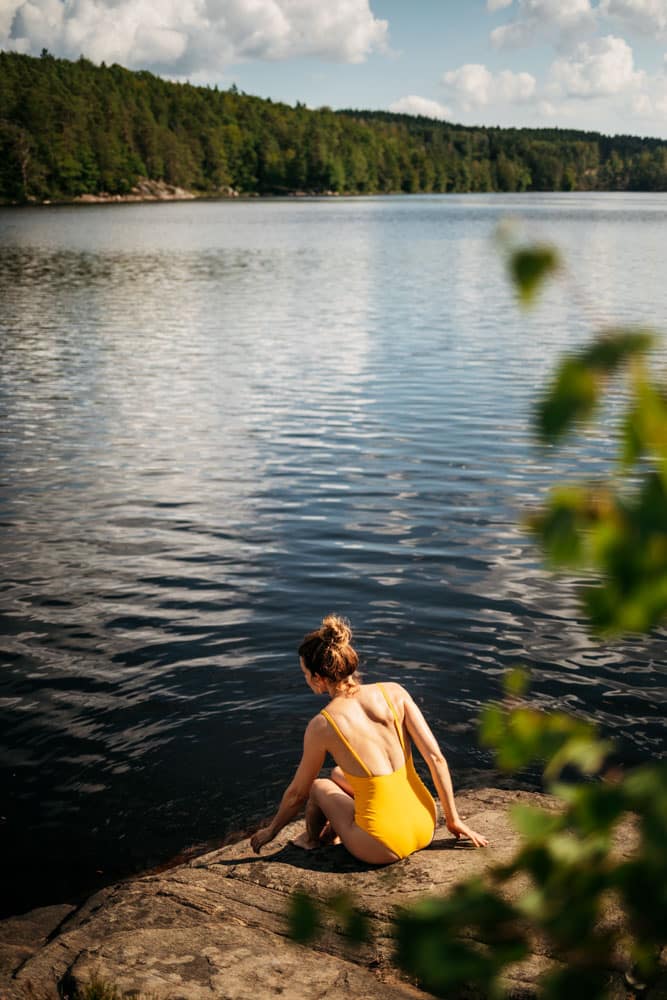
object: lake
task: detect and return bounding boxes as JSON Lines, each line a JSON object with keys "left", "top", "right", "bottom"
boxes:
{"left": 1, "top": 193, "right": 665, "bottom": 918}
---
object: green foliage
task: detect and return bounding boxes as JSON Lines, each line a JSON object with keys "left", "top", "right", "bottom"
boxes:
{"left": 288, "top": 889, "right": 370, "bottom": 945}
{"left": 536, "top": 330, "right": 654, "bottom": 442}
{"left": 327, "top": 891, "right": 371, "bottom": 944}
{"left": 288, "top": 890, "right": 321, "bottom": 944}
{"left": 529, "top": 471, "right": 667, "bottom": 632}
{"left": 395, "top": 880, "right": 528, "bottom": 999}
{"left": 399, "top": 674, "right": 667, "bottom": 998}
{"left": 509, "top": 246, "right": 560, "bottom": 305}
{"left": 1, "top": 52, "right": 667, "bottom": 202}
{"left": 513, "top": 245, "right": 666, "bottom": 634}
{"left": 479, "top": 686, "right": 610, "bottom": 780}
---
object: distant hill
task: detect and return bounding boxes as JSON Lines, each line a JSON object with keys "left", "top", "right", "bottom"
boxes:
{"left": 1, "top": 50, "right": 666, "bottom": 202}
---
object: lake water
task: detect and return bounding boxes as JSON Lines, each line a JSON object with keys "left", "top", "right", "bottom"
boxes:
{"left": 1, "top": 193, "right": 666, "bottom": 918}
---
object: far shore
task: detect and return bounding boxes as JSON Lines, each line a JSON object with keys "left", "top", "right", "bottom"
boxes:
{"left": 0, "top": 177, "right": 360, "bottom": 207}
{"left": 1, "top": 183, "right": 637, "bottom": 208}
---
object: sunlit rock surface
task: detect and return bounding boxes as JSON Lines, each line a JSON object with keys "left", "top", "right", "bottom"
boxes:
{"left": 0, "top": 788, "right": 645, "bottom": 1000}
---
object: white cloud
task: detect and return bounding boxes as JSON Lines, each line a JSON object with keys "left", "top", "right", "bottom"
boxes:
{"left": 0, "top": 0, "right": 19, "bottom": 38}
{"left": 490, "top": 0, "right": 596, "bottom": 49}
{"left": 487, "top": 0, "right": 514, "bottom": 10}
{"left": 599, "top": 0, "right": 667, "bottom": 37}
{"left": 388, "top": 95, "right": 452, "bottom": 120}
{"left": 442, "top": 63, "right": 536, "bottom": 109}
{"left": 631, "top": 69, "right": 667, "bottom": 116}
{"left": 442, "top": 64, "right": 493, "bottom": 107}
{"left": 549, "top": 34, "right": 644, "bottom": 97}
{"left": 1, "top": 0, "right": 389, "bottom": 71}
{"left": 497, "top": 68, "right": 538, "bottom": 100}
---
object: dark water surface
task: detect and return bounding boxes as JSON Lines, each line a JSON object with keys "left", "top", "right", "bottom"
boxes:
{"left": 1, "top": 193, "right": 666, "bottom": 918}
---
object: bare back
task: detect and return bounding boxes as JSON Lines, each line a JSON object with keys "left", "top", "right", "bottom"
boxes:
{"left": 318, "top": 682, "right": 409, "bottom": 778}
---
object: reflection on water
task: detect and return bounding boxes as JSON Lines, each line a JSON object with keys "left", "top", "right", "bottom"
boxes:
{"left": 1, "top": 194, "right": 666, "bottom": 917}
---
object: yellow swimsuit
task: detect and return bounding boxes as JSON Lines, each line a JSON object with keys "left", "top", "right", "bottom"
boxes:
{"left": 320, "top": 684, "right": 437, "bottom": 860}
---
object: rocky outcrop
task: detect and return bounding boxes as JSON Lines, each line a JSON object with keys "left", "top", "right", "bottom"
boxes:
{"left": 0, "top": 789, "right": 646, "bottom": 1000}
{"left": 70, "top": 179, "right": 239, "bottom": 204}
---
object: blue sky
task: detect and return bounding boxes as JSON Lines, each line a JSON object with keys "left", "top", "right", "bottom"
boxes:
{"left": 2, "top": 0, "right": 666, "bottom": 137}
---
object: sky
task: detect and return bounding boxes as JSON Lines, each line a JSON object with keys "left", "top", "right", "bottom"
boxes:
{"left": 2, "top": 0, "right": 667, "bottom": 138}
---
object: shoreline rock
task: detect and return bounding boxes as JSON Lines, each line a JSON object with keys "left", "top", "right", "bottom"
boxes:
{"left": 0, "top": 788, "right": 645, "bottom": 999}
{"left": 1, "top": 185, "right": 381, "bottom": 207}
{"left": 63, "top": 179, "right": 242, "bottom": 204}
{"left": 72, "top": 179, "right": 222, "bottom": 204}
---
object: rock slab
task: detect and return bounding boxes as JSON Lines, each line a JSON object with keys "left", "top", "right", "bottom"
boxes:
{"left": 0, "top": 789, "right": 645, "bottom": 1000}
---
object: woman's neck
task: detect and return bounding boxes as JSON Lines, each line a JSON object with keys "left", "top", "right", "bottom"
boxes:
{"left": 326, "top": 676, "right": 361, "bottom": 700}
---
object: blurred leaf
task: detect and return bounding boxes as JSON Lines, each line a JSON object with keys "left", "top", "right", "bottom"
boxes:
{"left": 546, "top": 831, "right": 601, "bottom": 865}
{"left": 582, "top": 328, "right": 653, "bottom": 372}
{"left": 509, "top": 245, "right": 559, "bottom": 304}
{"left": 395, "top": 882, "right": 528, "bottom": 998}
{"left": 288, "top": 890, "right": 320, "bottom": 944}
{"left": 510, "top": 804, "right": 562, "bottom": 839}
{"left": 480, "top": 683, "right": 605, "bottom": 781}
{"left": 343, "top": 906, "right": 370, "bottom": 944}
{"left": 624, "top": 759, "right": 667, "bottom": 807}
{"left": 577, "top": 472, "right": 667, "bottom": 633}
{"left": 536, "top": 329, "right": 654, "bottom": 443}
{"left": 622, "top": 375, "right": 667, "bottom": 475}
{"left": 327, "top": 892, "right": 370, "bottom": 944}
{"left": 527, "top": 488, "right": 587, "bottom": 565}
{"left": 537, "top": 358, "right": 598, "bottom": 442}
{"left": 479, "top": 703, "right": 505, "bottom": 749}
{"left": 552, "top": 781, "right": 626, "bottom": 836}
{"left": 542, "top": 965, "right": 611, "bottom": 1000}
{"left": 544, "top": 735, "right": 611, "bottom": 781}
{"left": 504, "top": 666, "right": 530, "bottom": 697}
{"left": 527, "top": 484, "right": 620, "bottom": 569}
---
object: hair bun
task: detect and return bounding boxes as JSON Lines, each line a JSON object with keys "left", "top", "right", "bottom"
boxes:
{"left": 320, "top": 614, "right": 351, "bottom": 648}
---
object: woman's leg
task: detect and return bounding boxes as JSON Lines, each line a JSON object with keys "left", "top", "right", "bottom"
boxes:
{"left": 315, "top": 767, "right": 351, "bottom": 845}
{"left": 291, "top": 782, "right": 334, "bottom": 849}
{"left": 293, "top": 778, "right": 399, "bottom": 865}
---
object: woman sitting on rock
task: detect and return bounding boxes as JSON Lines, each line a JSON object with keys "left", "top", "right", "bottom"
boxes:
{"left": 250, "top": 615, "right": 487, "bottom": 863}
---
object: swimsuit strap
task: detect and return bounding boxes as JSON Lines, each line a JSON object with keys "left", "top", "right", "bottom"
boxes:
{"left": 377, "top": 683, "right": 407, "bottom": 756}
{"left": 320, "top": 709, "right": 372, "bottom": 777}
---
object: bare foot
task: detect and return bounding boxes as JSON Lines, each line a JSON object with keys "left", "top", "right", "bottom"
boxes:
{"left": 291, "top": 831, "right": 320, "bottom": 850}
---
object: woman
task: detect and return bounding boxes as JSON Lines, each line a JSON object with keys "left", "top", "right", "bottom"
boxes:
{"left": 250, "top": 615, "right": 487, "bottom": 863}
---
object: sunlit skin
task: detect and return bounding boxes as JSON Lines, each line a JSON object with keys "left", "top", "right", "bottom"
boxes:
{"left": 250, "top": 657, "right": 488, "bottom": 863}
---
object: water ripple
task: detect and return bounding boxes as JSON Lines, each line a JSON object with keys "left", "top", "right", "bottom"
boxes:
{"left": 1, "top": 194, "right": 666, "bottom": 916}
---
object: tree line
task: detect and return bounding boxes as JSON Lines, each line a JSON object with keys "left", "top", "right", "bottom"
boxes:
{"left": 1, "top": 49, "right": 666, "bottom": 202}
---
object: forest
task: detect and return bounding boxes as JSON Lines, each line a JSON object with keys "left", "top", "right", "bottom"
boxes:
{"left": 1, "top": 49, "right": 667, "bottom": 202}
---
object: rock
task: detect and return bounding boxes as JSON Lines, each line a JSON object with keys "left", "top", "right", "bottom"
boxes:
{"left": 0, "top": 789, "right": 642, "bottom": 1000}
{"left": 0, "top": 904, "right": 74, "bottom": 987}
{"left": 66, "top": 178, "right": 242, "bottom": 204}
{"left": 71, "top": 179, "right": 199, "bottom": 204}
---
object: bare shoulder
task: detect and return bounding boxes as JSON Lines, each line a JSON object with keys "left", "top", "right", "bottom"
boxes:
{"left": 379, "top": 680, "right": 413, "bottom": 707}
{"left": 305, "top": 712, "right": 328, "bottom": 742}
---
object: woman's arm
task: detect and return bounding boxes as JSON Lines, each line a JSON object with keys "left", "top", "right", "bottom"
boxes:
{"left": 400, "top": 686, "right": 488, "bottom": 848}
{"left": 250, "top": 716, "right": 327, "bottom": 853}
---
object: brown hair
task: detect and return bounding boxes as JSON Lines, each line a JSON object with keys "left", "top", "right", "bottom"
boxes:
{"left": 298, "top": 614, "right": 359, "bottom": 692}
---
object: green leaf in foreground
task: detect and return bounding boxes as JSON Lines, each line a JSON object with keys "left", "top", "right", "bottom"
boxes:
{"left": 622, "top": 375, "right": 667, "bottom": 474}
{"left": 328, "top": 891, "right": 370, "bottom": 944}
{"left": 536, "top": 329, "right": 653, "bottom": 443}
{"left": 480, "top": 678, "right": 605, "bottom": 780}
{"left": 395, "top": 882, "right": 528, "bottom": 999}
{"left": 509, "top": 245, "right": 559, "bottom": 304}
{"left": 288, "top": 890, "right": 320, "bottom": 944}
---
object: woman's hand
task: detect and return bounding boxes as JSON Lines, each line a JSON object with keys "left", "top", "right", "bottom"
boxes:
{"left": 446, "top": 817, "right": 488, "bottom": 848}
{"left": 250, "top": 826, "right": 275, "bottom": 854}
